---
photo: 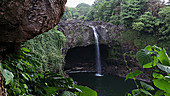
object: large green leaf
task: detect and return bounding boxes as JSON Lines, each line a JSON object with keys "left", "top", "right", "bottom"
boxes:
{"left": 136, "top": 49, "right": 153, "bottom": 68}
{"left": 140, "top": 89, "right": 153, "bottom": 96}
{"left": 144, "top": 45, "right": 152, "bottom": 52}
{"left": 132, "top": 89, "right": 141, "bottom": 96}
{"left": 17, "top": 63, "right": 23, "bottom": 71}
{"left": 43, "top": 86, "right": 64, "bottom": 96}
{"left": 3, "top": 69, "right": 14, "bottom": 85}
{"left": 165, "top": 93, "right": 170, "bottom": 96}
{"left": 140, "top": 81, "right": 154, "bottom": 91}
{"left": 74, "top": 85, "right": 97, "bottom": 96}
{"left": 153, "top": 79, "right": 170, "bottom": 93}
{"left": 1, "top": 63, "right": 13, "bottom": 85}
{"left": 152, "top": 72, "right": 165, "bottom": 79}
{"left": 21, "top": 73, "right": 29, "bottom": 81}
{"left": 157, "top": 63, "right": 170, "bottom": 73}
{"left": 126, "top": 70, "right": 143, "bottom": 80}
{"left": 143, "top": 57, "right": 157, "bottom": 68}
{"left": 14, "top": 88, "right": 21, "bottom": 95}
{"left": 21, "top": 47, "right": 31, "bottom": 52}
{"left": 158, "top": 48, "right": 170, "bottom": 66}
{"left": 61, "top": 91, "right": 77, "bottom": 96}
{"left": 152, "top": 45, "right": 161, "bottom": 52}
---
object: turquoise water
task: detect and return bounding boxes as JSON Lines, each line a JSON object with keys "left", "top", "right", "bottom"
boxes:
{"left": 69, "top": 73, "right": 137, "bottom": 96}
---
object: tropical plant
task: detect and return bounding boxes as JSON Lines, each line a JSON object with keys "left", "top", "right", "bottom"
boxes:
{"left": 126, "top": 45, "right": 170, "bottom": 96}
{"left": 0, "top": 48, "right": 97, "bottom": 96}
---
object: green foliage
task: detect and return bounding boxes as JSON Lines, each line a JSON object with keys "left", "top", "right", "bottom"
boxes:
{"left": 76, "top": 3, "right": 90, "bottom": 19}
{"left": 62, "top": 8, "right": 73, "bottom": 20}
{"left": 85, "top": 0, "right": 121, "bottom": 25}
{"left": 136, "top": 49, "right": 154, "bottom": 68}
{"left": 132, "top": 12, "right": 158, "bottom": 34}
{"left": 0, "top": 48, "right": 97, "bottom": 96}
{"left": 63, "top": 3, "right": 90, "bottom": 20}
{"left": 140, "top": 81, "right": 154, "bottom": 91}
{"left": 75, "top": 85, "right": 97, "bottom": 96}
{"left": 109, "top": 15, "right": 121, "bottom": 25}
{"left": 156, "top": 63, "right": 170, "bottom": 73}
{"left": 94, "top": 0, "right": 112, "bottom": 21}
{"left": 158, "top": 6, "right": 170, "bottom": 41}
{"left": 121, "top": 0, "right": 148, "bottom": 27}
{"left": 119, "top": 29, "right": 169, "bottom": 55}
{"left": 132, "top": 22, "right": 144, "bottom": 32}
{"left": 76, "top": 3, "right": 90, "bottom": 8}
{"left": 125, "top": 70, "right": 143, "bottom": 80}
{"left": 153, "top": 79, "right": 170, "bottom": 93}
{"left": 1, "top": 48, "right": 41, "bottom": 95}
{"left": 84, "top": 7, "right": 96, "bottom": 21}
{"left": 0, "top": 63, "right": 14, "bottom": 85}
{"left": 61, "top": 91, "right": 77, "bottom": 96}
{"left": 62, "top": 8, "right": 80, "bottom": 20}
{"left": 23, "top": 26, "right": 66, "bottom": 73}
{"left": 126, "top": 45, "right": 170, "bottom": 96}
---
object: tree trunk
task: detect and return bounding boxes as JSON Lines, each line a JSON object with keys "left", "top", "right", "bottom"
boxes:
{"left": 0, "top": 0, "right": 67, "bottom": 95}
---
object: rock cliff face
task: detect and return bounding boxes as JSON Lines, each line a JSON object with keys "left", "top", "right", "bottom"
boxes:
{"left": 58, "top": 20, "right": 133, "bottom": 75}
{"left": 58, "top": 20, "right": 124, "bottom": 52}
{"left": 0, "top": 0, "right": 67, "bottom": 57}
{"left": 58, "top": 20, "right": 149, "bottom": 80}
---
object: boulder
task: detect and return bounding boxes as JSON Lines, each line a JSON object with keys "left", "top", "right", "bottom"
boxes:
{"left": 0, "top": 0, "right": 67, "bottom": 56}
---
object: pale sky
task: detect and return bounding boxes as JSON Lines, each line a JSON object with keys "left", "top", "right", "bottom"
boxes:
{"left": 66, "top": 0, "right": 96, "bottom": 7}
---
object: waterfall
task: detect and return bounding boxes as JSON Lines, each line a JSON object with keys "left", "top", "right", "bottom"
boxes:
{"left": 91, "top": 26, "right": 103, "bottom": 76}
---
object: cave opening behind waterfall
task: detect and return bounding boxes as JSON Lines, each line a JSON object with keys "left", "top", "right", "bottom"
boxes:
{"left": 64, "top": 44, "right": 109, "bottom": 72}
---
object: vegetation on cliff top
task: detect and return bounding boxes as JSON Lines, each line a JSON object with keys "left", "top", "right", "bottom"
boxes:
{"left": 63, "top": 0, "right": 169, "bottom": 54}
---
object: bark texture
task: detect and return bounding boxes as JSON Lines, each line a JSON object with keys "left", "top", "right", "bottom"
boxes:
{"left": 0, "top": 0, "right": 67, "bottom": 95}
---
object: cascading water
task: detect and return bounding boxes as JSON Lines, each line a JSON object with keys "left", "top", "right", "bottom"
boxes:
{"left": 91, "top": 26, "right": 103, "bottom": 76}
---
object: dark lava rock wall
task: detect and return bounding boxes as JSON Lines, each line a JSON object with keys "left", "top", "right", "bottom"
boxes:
{"left": 58, "top": 20, "right": 144, "bottom": 78}
{"left": 58, "top": 20, "right": 124, "bottom": 53}
{"left": 0, "top": 0, "right": 67, "bottom": 56}
{"left": 65, "top": 44, "right": 109, "bottom": 71}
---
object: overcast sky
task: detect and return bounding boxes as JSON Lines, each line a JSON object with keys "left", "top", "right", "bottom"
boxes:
{"left": 66, "top": 0, "right": 96, "bottom": 7}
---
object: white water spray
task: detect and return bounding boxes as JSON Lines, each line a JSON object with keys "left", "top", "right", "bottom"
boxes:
{"left": 91, "top": 26, "right": 103, "bottom": 76}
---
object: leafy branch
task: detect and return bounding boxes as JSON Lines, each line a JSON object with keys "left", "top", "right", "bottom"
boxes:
{"left": 126, "top": 45, "right": 170, "bottom": 96}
